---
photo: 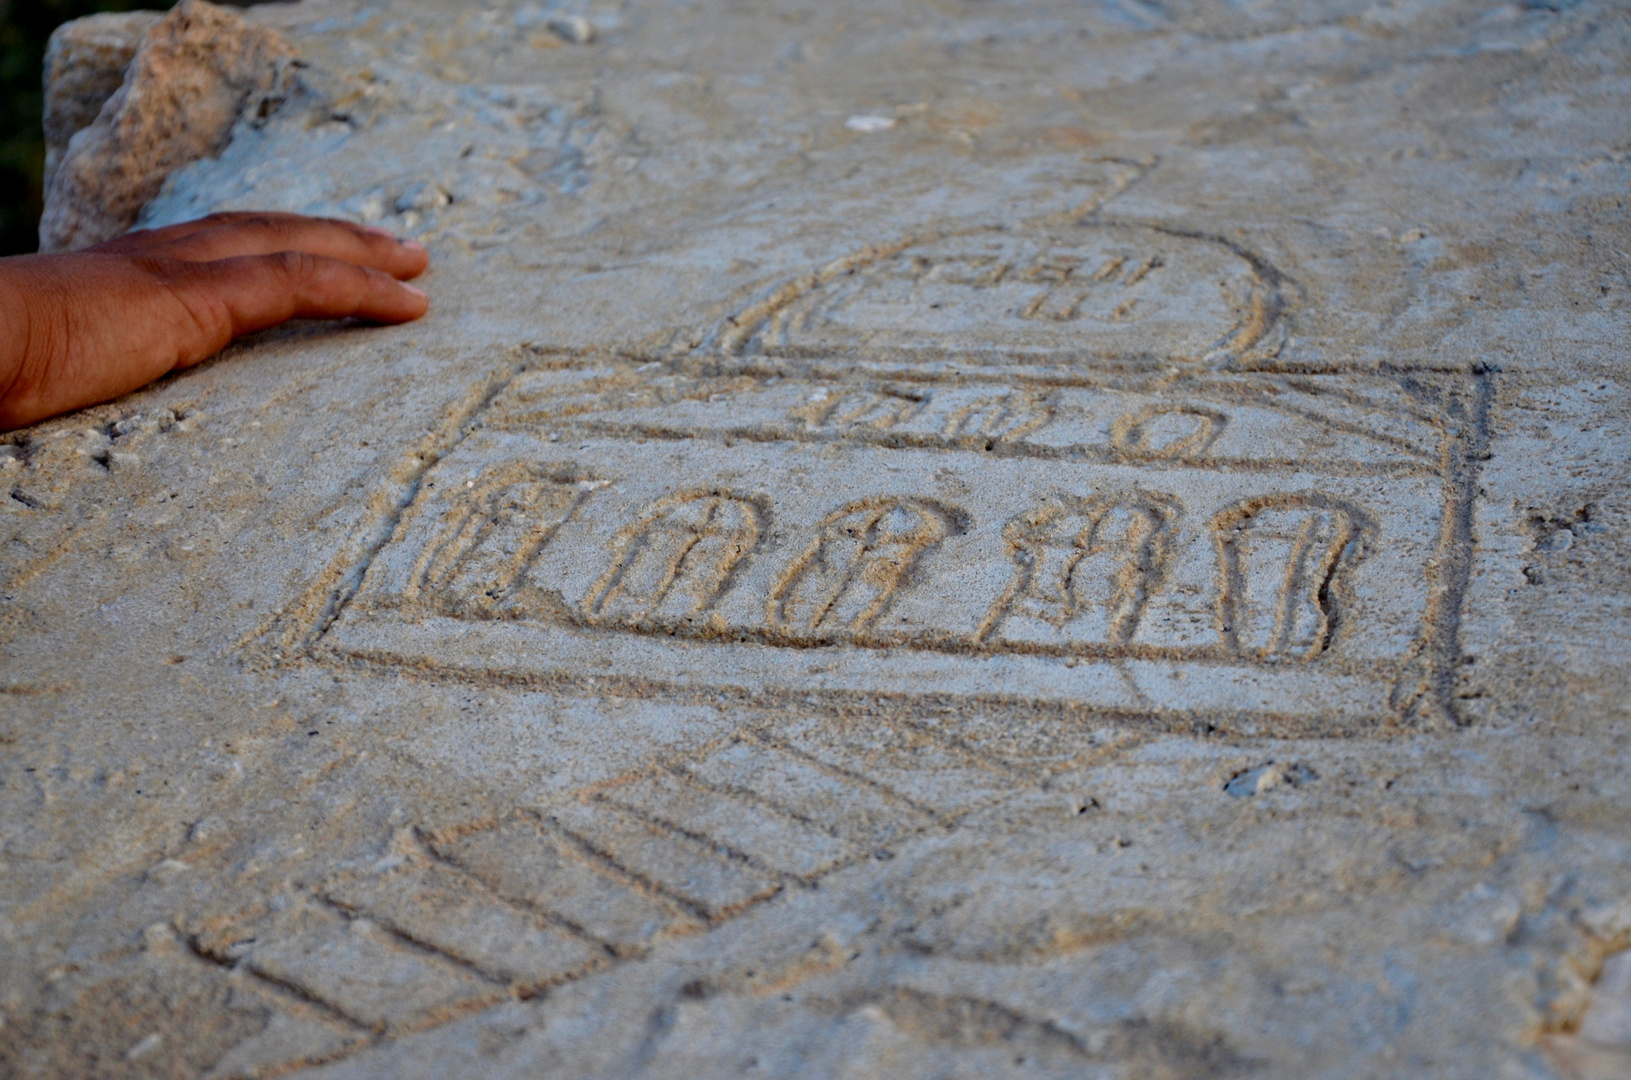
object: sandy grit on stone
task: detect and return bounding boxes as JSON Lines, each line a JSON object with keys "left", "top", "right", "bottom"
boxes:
{"left": 4, "top": 0, "right": 1631, "bottom": 1077}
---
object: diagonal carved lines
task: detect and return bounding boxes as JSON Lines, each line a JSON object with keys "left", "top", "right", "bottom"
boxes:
{"left": 245, "top": 353, "right": 533, "bottom": 662}
{"left": 200, "top": 708, "right": 1119, "bottom": 1071}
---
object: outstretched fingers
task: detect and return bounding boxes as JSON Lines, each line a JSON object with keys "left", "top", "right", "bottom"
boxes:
{"left": 0, "top": 215, "right": 436, "bottom": 430}
{"left": 93, "top": 211, "right": 303, "bottom": 249}
{"left": 100, "top": 213, "right": 429, "bottom": 280}
{"left": 163, "top": 250, "right": 429, "bottom": 363}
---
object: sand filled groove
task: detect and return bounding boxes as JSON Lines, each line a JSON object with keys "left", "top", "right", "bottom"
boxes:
{"left": 2, "top": 0, "right": 1630, "bottom": 1077}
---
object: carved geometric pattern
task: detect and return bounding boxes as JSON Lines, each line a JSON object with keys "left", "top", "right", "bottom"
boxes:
{"left": 585, "top": 490, "right": 765, "bottom": 630}
{"left": 289, "top": 355, "right": 1488, "bottom": 735}
{"left": 978, "top": 492, "right": 1181, "bottom": 647}
{"left": 177, "top": 711, "right": 1094, "bottom": 1072}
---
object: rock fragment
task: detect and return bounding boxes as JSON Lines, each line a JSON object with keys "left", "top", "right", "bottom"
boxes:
{"left": 38, "top": 0, "right": 295, "bottom": 253}
{"left": 845, "top": 115, "right": 896, "bottom": 133}
{"left": 548, "top": 16, "right": 597, "bottom": 44}
{"left": 396, "top": 181, "right": 452, "bottom": 213}
{"left": 40, "top": 10, "right": 164, "bottom": 192}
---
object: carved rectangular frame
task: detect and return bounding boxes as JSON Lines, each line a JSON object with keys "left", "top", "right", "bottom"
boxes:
{"left": 265, "top": 348, "right": 1491, "bottom": 738}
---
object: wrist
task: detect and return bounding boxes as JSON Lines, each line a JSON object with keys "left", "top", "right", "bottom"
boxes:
{"left": 0, "top": 258, "right": 55, "bottom": 431}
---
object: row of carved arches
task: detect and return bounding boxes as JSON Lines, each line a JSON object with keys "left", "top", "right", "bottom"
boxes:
{"left": 397, "top": 475, "right": 1369, "bottom": 663}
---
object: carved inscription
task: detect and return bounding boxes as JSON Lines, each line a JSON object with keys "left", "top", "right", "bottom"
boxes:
{"left": 729, "top": 221, "right": 1284, "bottom": 363}
{"left": 586, "top": 491, "right": 765, "bottom": 631}
{"left": 791, "top": 387, "right": 927, "bottom": 431}
{"left": 491, "top": 371, "right": 1451, "bottom": 472}
{"left": 354, "top": 475, "right": 1380, "bottom": 669}
{"left": 788, "top": 384, "right": 1052, "bottom": 447}
{"left": 769, "top": 498, "right": 958, "bottom": 638}
{"left": 1111, "top": 405, "right": 1226, "bottom": 459}
{"left": 312, "top": 359, "right": 1484, "bottom": 729}
{"left": 889, "top": 246, "right": 1165, "bottom": 323}
{"left": 940, "top": 392, "right": 1051, "bottom": 442}
{"left": 1015, "top": 251, "right": 1163, "bottom": 322}
{"left": 398, "top": 464, "right": 587, "bottom": 616}
{"left": 979, "top": 493, "right": 1180, "bottom": 648}
{"left": 1214, "top": 496, "right": 1366, "bottom": 662}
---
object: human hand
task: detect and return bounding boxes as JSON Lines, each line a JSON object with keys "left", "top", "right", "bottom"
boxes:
{"left": 0, "top": 212, "right": 430, "bottom": 431}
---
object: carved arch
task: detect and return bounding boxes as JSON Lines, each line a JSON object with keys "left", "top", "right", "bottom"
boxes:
{"left": 1212, "top": 494, "right": 1370, "bottom": 662}
{"left": 403, "top": 463, "right": 588, "bottom": 614}
{"left": 769, "top": 498, "right": 960, "bottom": 638}
{"left": 586, "top": 490, "right": 767, "bottom": 629}
{"left": 978, "top": 491, "right": 1182, "bottom": 648}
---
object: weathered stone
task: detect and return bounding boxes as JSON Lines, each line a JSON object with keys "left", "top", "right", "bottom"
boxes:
{"left": 37, "top": 0, "right": 293, "bottom": 253}
{"left": 5, "top": 0, "right": 1631, "bottom": 1077}
{"left": 40, "top": 10, "right": 164, "bottom": 193}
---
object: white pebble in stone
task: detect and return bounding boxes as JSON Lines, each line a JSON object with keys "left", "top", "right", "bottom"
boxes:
{"left": 396, "top": 181, "right": 451, "bottom": 213}
{"left": 845, "top": 115, "right": 895, "bottom": 133}
{"left": 343, "top": 188, "right": 390, "bottom": 222}
{"left": 126, "top": 1033, "right": 164, "bottom": 1062}
{"left": 548, "top": 16, "right": 596, "bottom": 44}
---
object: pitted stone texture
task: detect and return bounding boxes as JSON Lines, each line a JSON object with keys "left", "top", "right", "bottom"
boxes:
{"left": 38, "top": 0, "right": 293, "bottom": 253}
{"left": 6, "top": 0, "right": 1631, "bottom": 1078}
{"left": 40, "top": 10, "right": 163, "bottom": 193}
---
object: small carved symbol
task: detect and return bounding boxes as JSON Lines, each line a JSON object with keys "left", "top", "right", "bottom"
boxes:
{"left": 724, "top": 218, "right": 1279, "bottom": 361}
{"left": 900, "top": 253, "right": 1011, "bottom": 286}
{"left": 1017, "top": 251, "right": 1163, "bottom": 322}
{"left": 769, "top": 498, "right": 958, "bottom": 637}
{"left": 1110, "top": 405, "right": 1226, "bottom": 459}
{"left": 586, "top": 491, "right": 765, "bottom": 629}
{"left": 1213, "top": 496, "right": 1366, "bottom": 662}
{"left": 979, "top": 493, "right": 1180, "bottom": 647}
{"left": 941, "top": 392, "right": 1052, "bottom": 444}
{"left": 404, "top": 464, "right": 587, "bottom": 613}
{"left": 790, "top": 387, "right": 928, "bottom": 431}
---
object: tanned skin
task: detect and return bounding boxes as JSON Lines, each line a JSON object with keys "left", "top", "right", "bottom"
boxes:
{"left": 0, "top": 212, "right": 430, "bottom": 431}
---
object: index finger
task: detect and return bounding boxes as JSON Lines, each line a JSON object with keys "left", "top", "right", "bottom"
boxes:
{"left": 155, "top": 250, "right": 430, "bottom": 365}
{"left": 96, "top": 213, "right": 429, "bottom": 280}
{"left": 98, "top": 211, "right": 353, "bottom": 250}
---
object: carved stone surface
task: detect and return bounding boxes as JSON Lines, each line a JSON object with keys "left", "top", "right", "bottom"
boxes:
{"left": 4, "top": 0, "right": 1631, "bottom": 1077}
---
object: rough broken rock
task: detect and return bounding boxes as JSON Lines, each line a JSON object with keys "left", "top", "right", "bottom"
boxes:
{"left": 40, "top": 10, "right": 164, "bottom": 193}
{"left": 5, "top": 0, "right": 1631, "bottom": 1077}
{"left": 37, "top": 0, "right": 293, "bottom": 252}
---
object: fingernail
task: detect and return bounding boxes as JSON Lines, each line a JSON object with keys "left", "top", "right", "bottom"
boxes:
{"left": 401, "top": 239, "right": 426, "bottom": 253}
{"left": 401, "top": 283, "right": 427, "bottom": 299}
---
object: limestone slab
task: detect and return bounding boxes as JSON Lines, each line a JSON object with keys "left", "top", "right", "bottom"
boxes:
{"left": 4, "top": 0, "right": 1631, "bottom": 1077}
